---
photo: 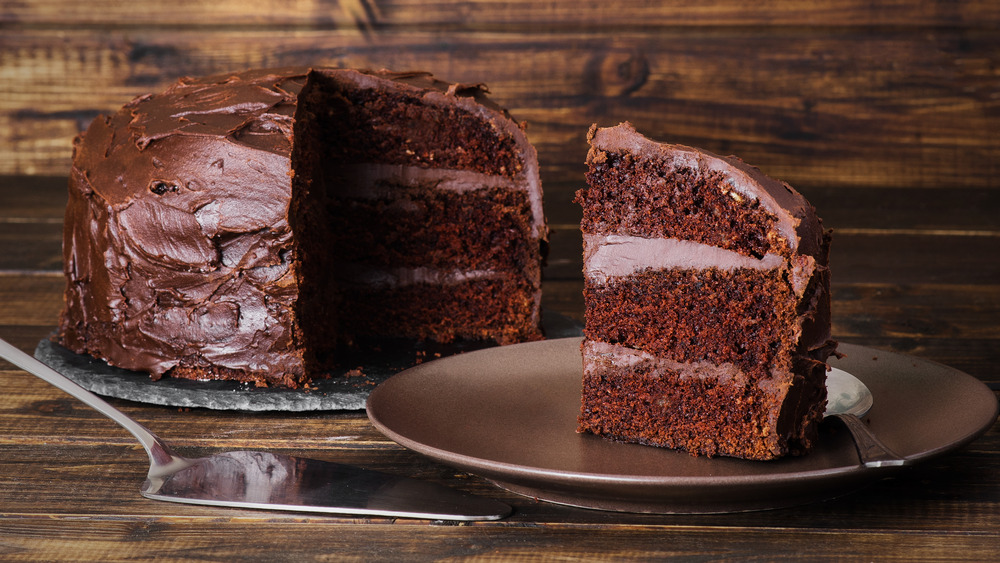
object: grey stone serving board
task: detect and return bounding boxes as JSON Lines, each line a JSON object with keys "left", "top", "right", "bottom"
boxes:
{"left": 34, "top": 311, "right": 582, "bottom": 412}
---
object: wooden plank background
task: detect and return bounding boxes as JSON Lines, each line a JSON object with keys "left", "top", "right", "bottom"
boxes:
{"left": 2, "top": 1, "right": 999, "bottom": 190}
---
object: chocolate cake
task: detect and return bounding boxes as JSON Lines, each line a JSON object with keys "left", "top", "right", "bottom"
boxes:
{"left": 576, "top": 122, "right": 835, "bottom": 460}
{"left": 58, "top": 67, "right": 547, "bottom": 388}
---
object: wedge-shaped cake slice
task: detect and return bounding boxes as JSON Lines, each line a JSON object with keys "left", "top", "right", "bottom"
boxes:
{"left": 576, "top": 122, "right": 836, "bottom": 460}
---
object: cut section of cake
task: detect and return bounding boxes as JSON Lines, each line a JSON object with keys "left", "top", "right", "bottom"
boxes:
{"left": 58, "top": 68, "right": 546, "bottom": 389}
{"left": 575, "top": 122, "right": 835, "bottom": 460}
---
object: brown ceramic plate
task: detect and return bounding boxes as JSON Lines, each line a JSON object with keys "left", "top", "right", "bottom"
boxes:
{"left": 366, "top": 339, "right": 998, "bottom": 514}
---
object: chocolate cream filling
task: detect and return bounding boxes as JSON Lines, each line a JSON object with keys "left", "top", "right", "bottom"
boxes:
{"left": 583, "top": 232, "right": 832, "bottom": 370}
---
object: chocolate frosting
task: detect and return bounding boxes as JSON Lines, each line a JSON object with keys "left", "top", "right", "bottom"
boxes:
{"left": 59, "top": 67, "right": 545, "bottom": 386}
{"left": 583, "top": 234, "right": 786, "bottom": 284}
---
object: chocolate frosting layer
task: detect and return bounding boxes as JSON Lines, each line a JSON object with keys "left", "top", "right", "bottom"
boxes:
{"left": 582, "top": 339, "right": 750, "bottom": 386}
{"left": 59, "top": 67, "right": 546, "bottom": 387}
{"left": 583, "top": 234, "right": 786, "bottom": 283}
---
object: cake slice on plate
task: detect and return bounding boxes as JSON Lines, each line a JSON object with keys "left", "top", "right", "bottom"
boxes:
{"left": 576, "top": 122, "right": 836, "bottom": 460}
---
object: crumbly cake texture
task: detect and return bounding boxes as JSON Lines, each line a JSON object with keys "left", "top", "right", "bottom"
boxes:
{"left": 58, "top": 67, "right": 547, "bottom": 388}
{"left": 576, "top": 122, "right": 835, "bottom": 460}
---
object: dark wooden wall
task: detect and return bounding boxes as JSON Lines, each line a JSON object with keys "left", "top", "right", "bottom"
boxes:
{"left": 3, "top": 1, "right": 998, "bottom": 185}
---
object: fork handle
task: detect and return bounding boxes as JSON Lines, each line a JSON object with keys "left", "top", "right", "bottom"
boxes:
{"left": 0, "top": 338, "right": 175, "bottom": 465}
{"left": 831, "top": 413, "right": 908, "bottom": 468}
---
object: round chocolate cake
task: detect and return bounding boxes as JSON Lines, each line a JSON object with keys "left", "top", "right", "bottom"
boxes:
{"left": 59, "top": 67, "right": 547, "bottom": 388}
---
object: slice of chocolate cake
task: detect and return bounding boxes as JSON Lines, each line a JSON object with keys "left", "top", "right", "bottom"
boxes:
{"left": 58, "top": 68, "right": 546, "bottom": 388}
{"left": 575, "top": 122, "right": 835, "bottom": 460}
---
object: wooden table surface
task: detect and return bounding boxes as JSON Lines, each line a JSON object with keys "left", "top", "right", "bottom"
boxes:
{"left": 2, "top": 0, "right": 1000, "bottom": 559}
{"left": 0, "top": 174, "right": 998, "bottom": 561}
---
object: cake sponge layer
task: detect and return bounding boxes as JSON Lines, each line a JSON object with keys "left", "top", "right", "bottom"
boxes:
{"left": 336, "top": 277, "right": 542, "bottom": 345}
{"left": 581, "top": 145, "right": 785, "bottom": 259}
{"left": 328, "top": 186, "right": 537, "bottom": 273}
{"left": 584, "top": 267, "right": 800, "bottom": 380}
{"left": 579, "top": 340, "right": 827, "bottom": 460}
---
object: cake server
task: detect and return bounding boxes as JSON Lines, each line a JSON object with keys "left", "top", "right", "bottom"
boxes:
{"left": 824, "top": 367, "right": 906, "bottom": 468}
{"left": 1, "top": 338, "right": 511, "bottom": 520}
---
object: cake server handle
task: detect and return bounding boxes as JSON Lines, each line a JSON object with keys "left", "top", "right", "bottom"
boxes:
{"left": 0, "top": 338, "right": 176, "bottom": 466}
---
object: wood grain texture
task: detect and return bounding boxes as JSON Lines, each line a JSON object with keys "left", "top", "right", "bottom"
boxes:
{"left": 4, "top": 518, "right": 998, "bottom": 562}
{"left": 3, "top": 0, "right": 999, "bottom": 28}
{"left": 2, "top": 28, "right": 998, "bottom": 189}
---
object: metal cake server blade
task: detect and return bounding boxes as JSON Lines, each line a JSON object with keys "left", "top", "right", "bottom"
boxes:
{"left": 140, "top": 450, "right": 511, "bottom": 519}
{"left": 2, "top": 338, "right": 511, "bottom": 520}
{"left": 824, "top": 367, "right": 907, "bottom": 468}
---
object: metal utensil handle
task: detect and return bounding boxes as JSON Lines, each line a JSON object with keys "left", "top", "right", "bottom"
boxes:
{"left": 832, "top": 413, "right": 908, "bottom": 468}
{"left": 0, "top": 338, "right": 172, "bottom": 464}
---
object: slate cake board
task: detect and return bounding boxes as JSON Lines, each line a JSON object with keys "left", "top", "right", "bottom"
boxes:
{"left": 35, "top": 311, "right": 582, "bottom": 412}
